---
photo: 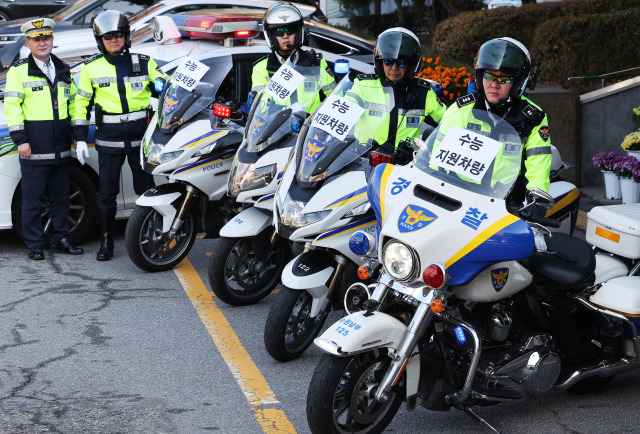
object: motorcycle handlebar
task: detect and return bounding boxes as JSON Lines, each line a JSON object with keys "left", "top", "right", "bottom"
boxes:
{"left": 518, "top": 209, "right": 562, "bottom": 228}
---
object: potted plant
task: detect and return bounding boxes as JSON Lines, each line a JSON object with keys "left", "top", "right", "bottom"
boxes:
{"left": 622, "top": 131, "right": 640, "bottom": 161}
{"left": 633, "top": 106, "right": 640, "bottom": 130}
{"left": 613, "top": 155, "right": 640, "bottom": 203}
{"left": 593, "top": 151, "right": 623, "bottom": 199}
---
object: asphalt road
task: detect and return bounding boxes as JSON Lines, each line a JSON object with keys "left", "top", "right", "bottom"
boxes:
{"left": 1, "top": 224, "right": 640, "bottom": 434}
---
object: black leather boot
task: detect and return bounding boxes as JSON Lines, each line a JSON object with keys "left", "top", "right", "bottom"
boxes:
{"left": 96, "top": 207, "right": 116, "bottom": 261}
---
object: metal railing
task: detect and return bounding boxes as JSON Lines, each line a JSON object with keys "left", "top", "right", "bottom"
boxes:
{"left": 568, "top": 67, "right": 640, "bottom": 88}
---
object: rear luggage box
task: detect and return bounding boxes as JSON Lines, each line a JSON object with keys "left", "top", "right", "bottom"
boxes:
{"left": 586, "top": 204, "right": 640, "bottom": 259}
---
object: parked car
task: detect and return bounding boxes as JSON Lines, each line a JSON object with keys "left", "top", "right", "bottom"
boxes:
{"left": 0, "top": 15, "right": 373, "bottom": 243}
{"left": 0, "top": 0, "right": 72, "bottom": 23}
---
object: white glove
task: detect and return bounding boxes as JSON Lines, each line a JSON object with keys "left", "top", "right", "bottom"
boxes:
{"left": 532, "top": 228, "right": 547, "bottom": 252}
{"left": 76, "top": 141, "right": 89, "bottom": 165}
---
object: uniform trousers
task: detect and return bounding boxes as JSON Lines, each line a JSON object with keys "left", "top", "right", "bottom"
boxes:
{"left": 20, "top": 163, "right": 70, "bottom": 248}
{"left": 97, "top": 148, "right": 154, "bottom": 208}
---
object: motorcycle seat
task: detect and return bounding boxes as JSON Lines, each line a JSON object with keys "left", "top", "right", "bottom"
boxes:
{"left": 521, "top": 232, "right": 596, "bottom": 288}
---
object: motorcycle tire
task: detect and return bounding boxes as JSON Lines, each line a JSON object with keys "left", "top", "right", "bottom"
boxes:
{"left": 306, "top": 349, "right": 404, "bottom": 434}
{"left": 11, "top": 165, "right": 97, "bottom": 245}
{"left": 125, "top": 205, "right": 197, "bottom": 272}
{"left": 264, "top": 285, "right": 329, "bottom": 362}
{"left": 207, "top": 233, "right": 288, "bottom": 306}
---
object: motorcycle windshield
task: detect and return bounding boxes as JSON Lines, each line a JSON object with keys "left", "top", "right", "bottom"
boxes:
{"left": 296, "top": 76, "right": 394, "bottom": 184}
{"left": 414, "top": 108, "right": 523, "bottom": 200}
{"left": 245, "top": 60, "right": 324, "bottom": 153}
{"left": 158, "top": 55, "right": 233, "bottom": 132}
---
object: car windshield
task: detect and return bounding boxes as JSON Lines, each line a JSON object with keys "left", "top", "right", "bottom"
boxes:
{"left": 414, "top": 108, "right": 523, "bottom": 199}
{"left": 295, "top": 74, "right": 394, "bottom": 184}
{"left": 158, "top": 55, "right": 233, "bottom": 132}
{"left": 50, "top": 0, "right": 95, "bottom": 21}
{"left": 129, "top": 3, "right": 164, "bottom": 24}
{"left": 244, "top": 60, "right": 325, "bottom": 153}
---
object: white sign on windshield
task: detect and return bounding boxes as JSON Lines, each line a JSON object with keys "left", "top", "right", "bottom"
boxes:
{"left": 265, "top": 65, "right": 305, "bottom": 104}
{"left": 429, "top": 126, "right": 502, "bottom": 183}
{"left": 310, "top": 94, "right": 365, "bottom": 141}
{"left": 170, "top": 58, "right": 209, "bottom": 92}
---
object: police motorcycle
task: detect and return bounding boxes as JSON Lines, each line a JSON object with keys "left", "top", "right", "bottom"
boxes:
{"left": 263, "top": 74, "right": 416, "bottom": 362}
{"left": 305, "top": 108, "right": 640, "bottom": 433}
{"left": 206, "top": 59, "right": 331, "bottom": 306}
{"left": 124, "top": 54, "right": 246, "bottom": 272}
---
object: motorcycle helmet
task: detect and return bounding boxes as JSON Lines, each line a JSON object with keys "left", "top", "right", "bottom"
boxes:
{"left": 263, "top": 3, "right": 304, "bottom": 55}
{"left": 373, "top": 28, "right": 421, "bottom": 82}
{"left": 474, "top": 37, "right": 531, "bottom": 103}
{"left": 93, "top": 10, "right": 131, "bottom": 54}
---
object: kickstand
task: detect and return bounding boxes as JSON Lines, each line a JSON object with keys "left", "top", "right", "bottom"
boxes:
{"left": 463, "top": 407, "right": 502, "bottom": 434}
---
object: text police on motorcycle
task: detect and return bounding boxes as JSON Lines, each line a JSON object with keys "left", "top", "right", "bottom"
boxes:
{"left": 73, "top": 10, "right": 165, "bottom": 261}
{"left": 346, "top": 28, "right": 446, "bottom": 151}
{"left": 447, "top": 37, "right": 551, "bottom": 250}
{"left": 5, "top": 17, "right": 84, "bottom": 260}
{"left": 251, "top": 2, "right": 335, "bottom": 103}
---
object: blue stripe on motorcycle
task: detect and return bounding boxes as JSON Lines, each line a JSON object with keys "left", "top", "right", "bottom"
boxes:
{"left": 257, "top": 194, "right": 275, "bottom": 203}
{"left": 316, "top": 216, "right": 376, "bottom": 241}
{"left": 173, "top": 154, "right": 231, "bottom": 174}
{"left": 179, "top": 130, "right": 226, "bottom": 149}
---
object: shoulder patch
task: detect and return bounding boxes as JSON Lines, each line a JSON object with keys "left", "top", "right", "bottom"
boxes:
{"left": 83, "top": 53, "right": 103, "bottom": 64}
{"left": 357, "top": 74, "right": 378, "bottom": 80}
{"left": 522, "top": 103, "right": 545, "bottom": 124}
{"left": 456, "top": 93, "right": 476, "bottom": 108}
{"left": 538, "top": 126, "right": 549, "bottom": 142}
{"left": 252, "top": 55, "right": 269, "bottom": 67}
{"left": 12, "top": 58, "right": 28, "bottom": 67}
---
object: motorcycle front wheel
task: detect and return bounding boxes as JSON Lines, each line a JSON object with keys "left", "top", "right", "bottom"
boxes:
{"left": 125, "top": 206, "right": 197, "bottom": 272}
{"left": 207, "top": 232, "right": 288, "bottom": 306}
{"left": 306, "top": 349, "right": 404, "bottom": 434}
{"left": 264, "top": 285, "right": 329, "bottom": 362}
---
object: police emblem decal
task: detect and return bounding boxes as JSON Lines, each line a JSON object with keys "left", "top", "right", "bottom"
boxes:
{"left": 397, "top": 205, "right": 437, "bottom": 233}
{"left": 304, "top": 138, "right": 325, "bottom": 164}
{"left": 538, "top": 126, "right": 549, "bottom": 142}
{"left": 163, "top": 94, "right": 179, "bottom": 116}
{"left": 249, "top": 115, "right": 267, "bottom": 137}
{"left": 491, "top": 268, "right": 509, "bottom": 292}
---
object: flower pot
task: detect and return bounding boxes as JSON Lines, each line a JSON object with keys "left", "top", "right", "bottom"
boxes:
{"left": 626, "top": 150, "right": 640, "bottom": 161}
{"left": 620, "top": 178, "right": 640, "bottom": 204}
{"left": 602, "top": 170, "right": 621, "bottom": 200}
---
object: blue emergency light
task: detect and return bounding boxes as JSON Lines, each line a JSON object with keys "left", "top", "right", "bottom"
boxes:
{"left": 454, "top": 326, "right": 466, "bottom": 344}
{"left": 334, "top": 60, "right": 350, "bottom": 75}
{"left": 155, "top": 77, "right": 165, "bottom": 93}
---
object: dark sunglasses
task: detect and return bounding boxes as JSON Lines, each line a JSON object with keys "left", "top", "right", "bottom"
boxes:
{"left": 483, "top": 72, "right": 514, "bottom": 84}
{"left": 383, "top": 58, "right": 407, "bottom": 68}
{"left": 102, "top": 31, "right": 124, "bottom": 40}
{"left": 273, "top": 27, "right": 294, "bottom": 37}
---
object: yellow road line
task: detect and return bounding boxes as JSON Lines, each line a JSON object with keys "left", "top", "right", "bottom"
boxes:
{"left": 174, "top": 260, "right": 296, "bottom": 433}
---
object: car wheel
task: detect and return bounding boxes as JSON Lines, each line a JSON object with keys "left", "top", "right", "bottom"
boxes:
{"left": 11, "top": 166, "right": 98, "bottom": 245}
{"left": 0, "top": 11, "right": 9, "bottom": 23}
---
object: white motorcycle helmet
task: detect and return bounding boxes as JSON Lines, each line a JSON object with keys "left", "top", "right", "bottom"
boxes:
{"left": 262, "top": 3, "right": 304, "bottom": 55}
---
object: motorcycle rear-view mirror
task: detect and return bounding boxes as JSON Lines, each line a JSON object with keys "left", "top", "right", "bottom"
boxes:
{"left": 526, "top": 187, "right": 555, "bottom": 210}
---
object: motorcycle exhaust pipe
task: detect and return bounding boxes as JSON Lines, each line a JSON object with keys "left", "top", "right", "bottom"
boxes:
{"left": 556, "top": 297, "right": 640, "bottom": 390}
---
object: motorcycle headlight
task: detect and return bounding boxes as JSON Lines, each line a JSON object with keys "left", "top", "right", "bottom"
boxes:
{"left": 382, "top": 241, "right": 417, "bottom": 281}
{"left": 279, "top": 195, "right": 331, "bottom": 228}
{"left": 345, "top": 202, "right": 371, "bottom": 217}
{"left": 228, "top": 161, "right": 277, "bottom": 197}
{"left": 147, "top": 147, "right": 184, "bottom": 166}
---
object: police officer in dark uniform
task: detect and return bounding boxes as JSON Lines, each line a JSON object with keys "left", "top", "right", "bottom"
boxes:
{"left": 346, "top": 27, "right": 446, "bottom": 152}
{"left": 5, "top": 17, "right": 83, "bottom": 259}
{"left": 73, "top": 10, "right": 165, "bottom": 261}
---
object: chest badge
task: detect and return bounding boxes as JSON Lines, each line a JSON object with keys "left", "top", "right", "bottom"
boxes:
{"left": 398, "top": 205, "right": 437, "bottom": 233}
{"left": 406, "top": 116, "right": 420, "bottom": 128}
{"left": 131, "top": 81, "right": 144, "bottom": 92}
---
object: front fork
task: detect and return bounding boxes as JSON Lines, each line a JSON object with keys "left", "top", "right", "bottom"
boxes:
{"left": 168, "top": 185, "right": 195, "bottom": 238}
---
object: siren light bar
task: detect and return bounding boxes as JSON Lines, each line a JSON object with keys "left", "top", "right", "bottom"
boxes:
{"left": 178, "top": 16, "right": 260, "bottom": 40}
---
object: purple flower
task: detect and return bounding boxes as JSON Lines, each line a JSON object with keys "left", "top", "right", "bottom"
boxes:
{"left": 593, "top": 151, "right": 624, "bottom": 171}
{"left": 613, "top": 155, "right": 640, "bottom": 179}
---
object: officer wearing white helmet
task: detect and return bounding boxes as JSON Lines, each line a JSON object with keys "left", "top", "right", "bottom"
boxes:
{"left": 251, "top": 2, "right": 335, "bottom": 101}
{"left": 345, "top": 27, "right": 445, "bottom": 154}
{"left": 73, "top": 10, "right": 166, "bottom": 261}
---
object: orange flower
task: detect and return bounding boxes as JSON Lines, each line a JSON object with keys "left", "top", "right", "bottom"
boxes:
{"left": 435, "top": 57, "right": 441, "bottom": 66}
{"left": 449, "top": 93, "right": 454, "bottom": 100}
{"left": 427, "top": 57, "right": 433, "bottom": 63}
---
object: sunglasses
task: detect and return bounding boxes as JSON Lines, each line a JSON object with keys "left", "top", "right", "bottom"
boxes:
{"left": 273, "top": 27, "right": 295, "bottom": 37}
{"left": 383, "top": 58, "right": 407, "bottom": 68}
{"left": 483, "top": 72, "right": 514, "bottom": 84}
{"left": 102, "top": 31, "right": 124, "bottom": 40}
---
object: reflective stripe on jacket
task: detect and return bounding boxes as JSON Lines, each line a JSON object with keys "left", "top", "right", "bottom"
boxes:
{"left": 4, "top": 54, "right": 77, "bottom": 165}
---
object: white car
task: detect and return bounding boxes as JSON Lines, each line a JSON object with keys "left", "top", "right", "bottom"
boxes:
{"left": 1, "top": 14, "right": 373, "bottom": 243}
{"left": 18, "top": 0, "right": 318, "bottom": 60}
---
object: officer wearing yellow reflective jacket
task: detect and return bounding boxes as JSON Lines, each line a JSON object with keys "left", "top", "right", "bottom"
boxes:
{"left": 251, "top": 2, "right": 335, "bottom": 113}
{"left": 444, "top": 37, "right": 551, "bottom": 206}
{"left": 73, "top": 10, "right": 165, "bottom": 261}
{"left": 345, "top": 27, "right": 445, "bottom": 151}
{"left": 5, "top": 17, "right": 83, "bottom": 260}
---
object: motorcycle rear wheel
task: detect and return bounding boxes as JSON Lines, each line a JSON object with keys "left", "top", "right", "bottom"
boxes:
{"left": 125, "top": 206, "right": 197, "bottom": 272}
{"left": 207, "top": 233, "right": 287, "bottom": 306}
{"left": 306, "top": 350, "right": 404, "bottom": 434}
{"left": 264, "top": 285, "right": 329, "bottom": 362}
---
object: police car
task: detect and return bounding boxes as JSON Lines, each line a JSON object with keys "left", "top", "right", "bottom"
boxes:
{"left": 0, "top": 14, "right": 373, "bottom": 243}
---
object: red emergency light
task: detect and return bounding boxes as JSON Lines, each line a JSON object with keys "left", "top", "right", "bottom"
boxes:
{"left": 180, "top": 16, "right": 260, "bottom": 40}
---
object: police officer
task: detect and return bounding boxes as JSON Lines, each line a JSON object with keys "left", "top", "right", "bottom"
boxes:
{"left": 251, "top": 2, "right": 335, "bottom": 103}
{"left": 5, "top": 17, "right": 83, "bottom": 260}
{"left": 346, "top": 27, "right": 446, "bottom": 154}
{"left": 74, "top": 10, "right": 165, "bottom": 261}
{"left": 443, "top": 37, "right": 551, "bottom": 250}
{"left": 447, "top": 37, "right": 551, "bottom": 205}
